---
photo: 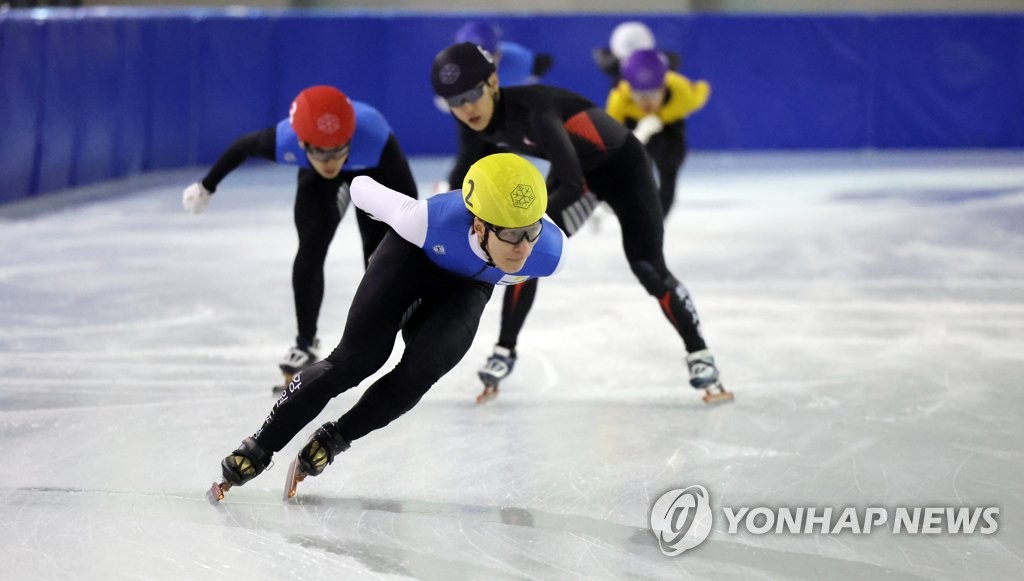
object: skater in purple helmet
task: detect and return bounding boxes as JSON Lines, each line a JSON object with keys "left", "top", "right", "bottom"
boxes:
{"left": 592, "top": 21, "right": 681, "bottom": 86}
{"left": 455, "top": 20, "right": 553, "bottom": 88}
{"left": 607, "top": 49, "right": 711, "bottom": 215}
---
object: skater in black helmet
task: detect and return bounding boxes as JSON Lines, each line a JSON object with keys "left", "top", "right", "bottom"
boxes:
{"left": 181, "top": 85, "right": 418, "bottom": 390}
{"left": 431, "top": 42, "right": 731, "bottom": 404}
{"left": 209, "top": 153, "right": 568, "bottom": 502}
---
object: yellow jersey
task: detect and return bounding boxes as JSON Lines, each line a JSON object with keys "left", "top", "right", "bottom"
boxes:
{"left": 605, "top": 71, "right": 710, "bottom": 125}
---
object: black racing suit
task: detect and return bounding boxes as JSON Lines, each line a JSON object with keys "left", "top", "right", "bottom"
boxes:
{"left": 200, "top": 129, "right": 417, "bottom": 347}
{"left": 253, "top": 232, "right": 493, "bottom": 451}
{"left": 626, "top": 117, "right": 687, "bottom": 215}
{"left": 447, "top": 84, "right": 708, "bottom": 357}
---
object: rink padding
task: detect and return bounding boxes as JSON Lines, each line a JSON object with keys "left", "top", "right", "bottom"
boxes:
{"left": 1, "top": 8, "right": 1022, "bottom": 202}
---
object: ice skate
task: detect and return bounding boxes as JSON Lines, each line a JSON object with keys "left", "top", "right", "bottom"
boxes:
{"left": 476, "top": 346, "right": 516, "bottom": 404}
{"left": 272, "top": 338, "right": 321, "bottom": 393}
{"left": 208, "top": 437, "right": 271, "bottom": 504}
{"left": 284, "top": 421, "right": 350, "bottom": 500}
{"left": 686, "top": 349, "right": 734, "bottom": 404}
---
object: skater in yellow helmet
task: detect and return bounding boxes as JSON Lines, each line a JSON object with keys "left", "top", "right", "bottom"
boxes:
{"left": 210, "top": 153, "right": 568, "bottom": 501}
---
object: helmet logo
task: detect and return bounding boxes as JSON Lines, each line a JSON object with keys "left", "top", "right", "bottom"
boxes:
{"left": 317, "top": 113, "right": 341, "bottom": 134}
{"left": 509, "top": 184, "right": 535, "bottom": 209}
{"left": 476, "top": 46, "right": 495, "bottom": 64}
{"left": 439, "top": 63, "right": 461, "bottom": 85}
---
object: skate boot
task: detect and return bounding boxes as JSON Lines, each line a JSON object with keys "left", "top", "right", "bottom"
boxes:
{"left": 476, "top": 345, "right": 516, "bottom": 404}
{"left": 686, "top": 349, "right": 734, "bottom": 404}
{"left": 284, "top": 421, "right": 350, "bottom": 500}
{"left": 274, "top": 337, "right": 321, "bottom": 393}
{"left": 208, "top": 437, "right": 271, "bottom": 504}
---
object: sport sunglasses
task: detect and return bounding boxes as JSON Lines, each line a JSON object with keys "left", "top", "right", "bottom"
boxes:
{"left": 304, "top": 143, "right": 351, "bottom": 162}
{"left": 487, "top": 220, "right": 544, "bottom": 245}
{"left": 445, "top": 82, "right": 487, "bottom": 108}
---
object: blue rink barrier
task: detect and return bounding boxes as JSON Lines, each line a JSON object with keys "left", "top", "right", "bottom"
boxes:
{"left": 1, "top": 8, "right": 1022, "bottom": 203}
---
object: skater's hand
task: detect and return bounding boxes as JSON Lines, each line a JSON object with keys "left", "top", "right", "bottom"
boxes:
{"left": 433, "top": 95, "right": 452, "bottom": 115}
{"left": 182, "top": 182, "right": 213, "bottom": 214}
{"left": 431, "top": 180, "right": 450, "bottom": 195}
{"left": 633, "top": 115, "right": 663, "bottom": 144}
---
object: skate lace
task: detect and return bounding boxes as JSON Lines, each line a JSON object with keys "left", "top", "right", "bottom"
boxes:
{"left": 231, "top": 454, "right": 256, "bottom": 477}
{"left": 284, "top": 347, "right": 313, "bottom": 367}
{"left": 484, "top": 356, "right": 510, "bottom": 374}
{"left": 689, "top": 362, "right": 713, "bottom": 378}
{"left": 308, "top": 441, "right": 330, "bottom": 471}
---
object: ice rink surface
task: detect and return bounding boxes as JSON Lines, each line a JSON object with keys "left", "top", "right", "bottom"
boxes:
{"left": 1, "top": 152, "right": 1022, "bottom": 580}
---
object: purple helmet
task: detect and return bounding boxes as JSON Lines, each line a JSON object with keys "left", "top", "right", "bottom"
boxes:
{"left": 620, "top": 49, "right": 668, "bottom": 92}
{"left": 455, "top": 21, "right": 501, "bottom": 54}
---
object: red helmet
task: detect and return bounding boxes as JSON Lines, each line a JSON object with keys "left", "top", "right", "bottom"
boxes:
{"left": 289, "top": 86, "right": 355, "bottom": 148}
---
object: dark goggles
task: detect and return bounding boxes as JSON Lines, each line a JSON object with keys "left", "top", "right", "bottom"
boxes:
{"left": 304, "top": 143, "right": 351, "bottom": 162}
{"left": 444, "top": 82, "right": 487, "bottom": 108}
{"left": 487, "top": 220, "right": 543, "bottom": 245}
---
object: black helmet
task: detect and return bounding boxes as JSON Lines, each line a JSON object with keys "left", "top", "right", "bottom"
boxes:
{"left": 431, "top": 42, "right": 497, "bottom": 99}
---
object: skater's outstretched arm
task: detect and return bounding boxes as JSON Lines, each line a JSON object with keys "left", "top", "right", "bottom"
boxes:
{"left": 350, "top": 176, "right": 429, "bottom": 246}
{"left": 200, "top": 128, "right": 277, "bottom": 192}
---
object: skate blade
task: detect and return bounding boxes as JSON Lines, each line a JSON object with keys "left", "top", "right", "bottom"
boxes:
{"left": 476, "top": 383, "right": 499, "bottom": 405}
{"left": 207, "top": 481, "right": 230, "bottom": 505}
{"left": 283, "top": 458, "right": 307, "bottom": 501}
{"left": 273, "top": 372, "right": 296, "bottom": 394}
{"left": 702, "top": 384, "right": 735, "bottom": 405}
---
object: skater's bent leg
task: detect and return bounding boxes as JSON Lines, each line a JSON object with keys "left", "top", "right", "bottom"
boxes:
{"left": 646, "top": 129, "right": 686, "bottom": 217}
{"left": 334, "top": 281, "right": 492, "bottom": 442}
{"left": 497, "top": 278, "right": 538, "bottom": 352}
{"left": 253, "top": 325, "right": 399, "bottom": 453}
{"left": 254, "top": 234, "right": 429, "bottom": 453}
{"left": 629, "top": 259, "right": 706, "bottom": 353}
{"left": 292, "top": 176, "right": 341, "bottom": 343}
{"left": 355, "top": 208, "right": 389, "bottom": 268}
{"left": 595, "top": 141, "right": 707, "bottom": 353}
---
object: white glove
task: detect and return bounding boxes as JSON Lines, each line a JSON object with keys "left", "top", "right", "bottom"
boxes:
{"left": 432, "top": 95, "right": 452, "bottom": 115}
{"left": 182, "top": 182, "right": 213, "bottom": 214}
{"left": 431, "top": 180, "right": 451, "bottom": 195}
{"left": 632, "top": 115, "right": 664, "bottom": 145}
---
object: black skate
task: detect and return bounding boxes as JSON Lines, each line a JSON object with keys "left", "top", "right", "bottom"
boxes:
{"left": 272, "top": 339, "right": 320, "bottom": 394}
{"left": 686, "top": 349, "right": 734, "bottom": 404}
{"left": 476, "top": 346, "right": 516, "bottom": 404}
{"left": 284, "top": 421, "right": 350, "bottom": 501}
{"left": 208, "top": 437, "right": 271, "bottom": 504}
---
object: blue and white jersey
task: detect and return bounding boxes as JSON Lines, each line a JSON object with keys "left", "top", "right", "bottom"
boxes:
{"left": 274, "top": 101, "right": 392, "bottom": 171}
{"left": 498, "top": 41, "right": 538, "bottom": 87}
{"left": 350, "top": 177, "right": 567, "bottom": 285}
{"left": 422, "top": 191, "right": 564, "bottom": 284}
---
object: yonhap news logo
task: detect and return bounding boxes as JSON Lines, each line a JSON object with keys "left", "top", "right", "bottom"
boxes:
{"left": 649, "top": 485, "right": 713, "bottom": 556}
{"left": 650, "top": 485, "right": 1000, "bottom": 557}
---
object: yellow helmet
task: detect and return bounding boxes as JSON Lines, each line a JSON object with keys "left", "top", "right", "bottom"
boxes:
{"left": 462, "top": 153, "right": 547, "bottom": 228}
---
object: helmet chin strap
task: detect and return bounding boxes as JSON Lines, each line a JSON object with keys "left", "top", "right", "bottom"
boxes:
{"left": 480, "top": 227, "right": 497, "bottom": 267}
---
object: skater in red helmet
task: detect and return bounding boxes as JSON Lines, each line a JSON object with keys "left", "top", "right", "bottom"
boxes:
{"left": 181, "top": 85, "right": 418, "bottom": 391}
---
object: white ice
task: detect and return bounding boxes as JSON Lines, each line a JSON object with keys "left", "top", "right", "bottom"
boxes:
{"left": 1, "top": 152, "right": 1022, "bottom": 580}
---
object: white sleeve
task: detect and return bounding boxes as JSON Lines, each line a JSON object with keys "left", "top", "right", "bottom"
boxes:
{"left": 548, "top": 218, "right": 570, "bottom": 276}
{"left": 350, "top": 175, "right": 429, "bottom": 247}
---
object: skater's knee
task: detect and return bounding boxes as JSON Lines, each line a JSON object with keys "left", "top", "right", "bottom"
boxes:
{"left": 630, "top": 260, "right": 677, "bottom": 297}
{"left": 295, "top": 360, "right": 331, "bottom": 385}
{"left": 295, "top": 248, "right": 329, "bottom": 270}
